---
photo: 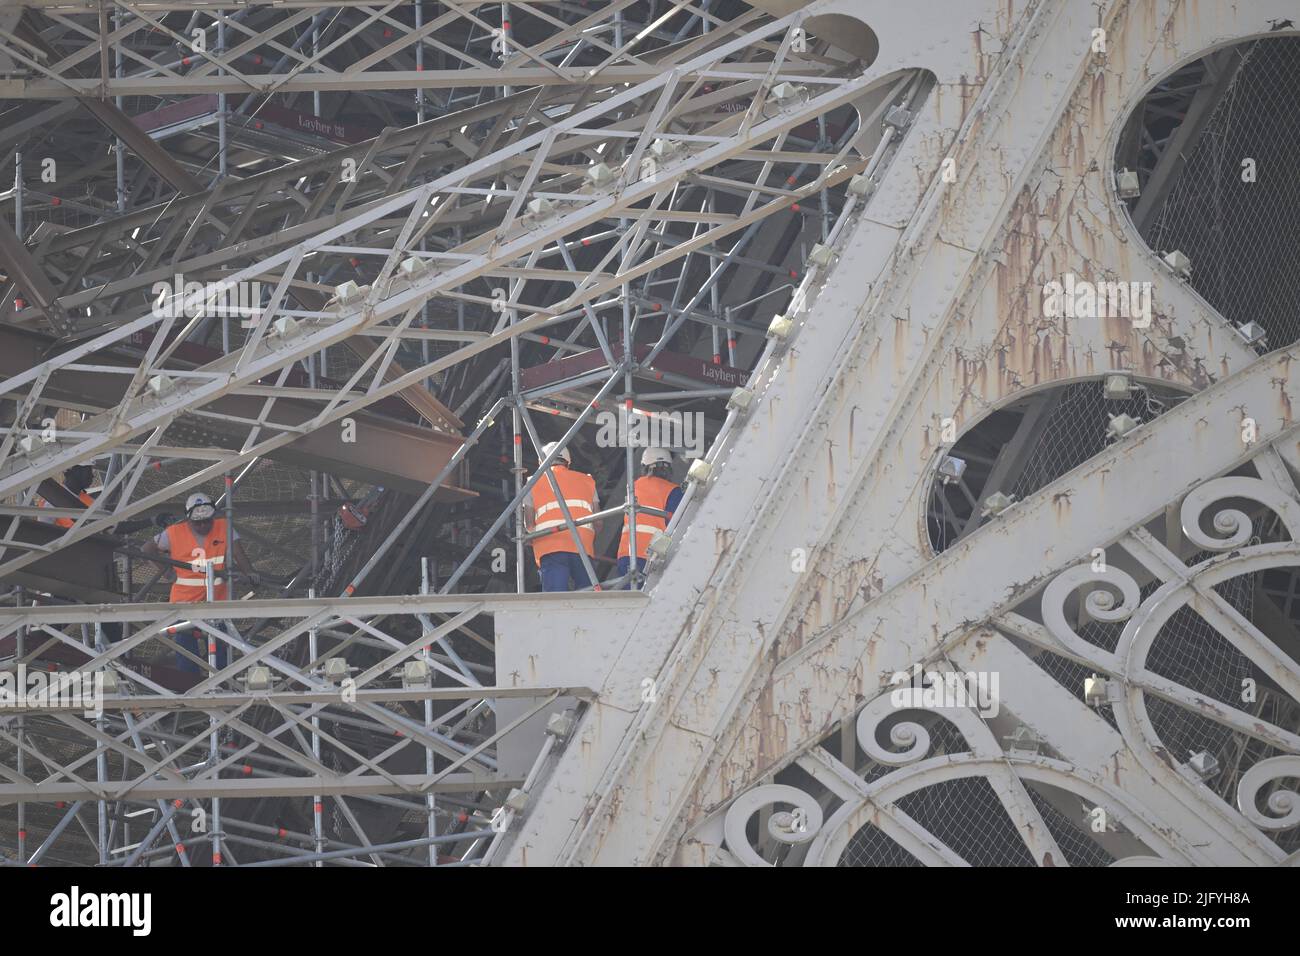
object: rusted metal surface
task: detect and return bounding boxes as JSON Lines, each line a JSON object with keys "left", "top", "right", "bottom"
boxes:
{"left": 705, "top": 347, "right": 1300, "bottom": 827}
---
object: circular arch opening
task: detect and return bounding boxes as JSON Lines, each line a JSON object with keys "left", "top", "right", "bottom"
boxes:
{"left": 1114, "top": 36, "right": 1300, "bottom": 350}
{"left": 925, "top": 377, "right": 1190, "bottom": 554}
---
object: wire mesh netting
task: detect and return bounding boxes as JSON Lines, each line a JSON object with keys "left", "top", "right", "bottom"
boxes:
{"left": 836, "top": 775, "right": 1098, "bottom": 867}
{"left": 836, "top": 713, "right": 1020, "bottom": 867}
{"left": 893, "top": 776, "right": 1038, "bottom": 867}
{"left": 1143, "top": 572, "right": 1254, "bottom": 782}
{"left": 929, "top": 380, "right": 1182, "bottom": 553}
{"left": 1023, "top": 566, "right": 1256, "bottom": 754}
{"left": 1262, "top": 565, "right": 1300, "bottom": 618}
{"left": 837, "top": 822, "right": 924, "bottom": 867}
{"left": 1006, "top": 382, "right": 1171, "bottom": 503}
{"left": 1022, "top": 560, "right": 1300, "bottom": 855}
{"left": 1143, "top": 583, "right": 1300, "bottom": 856}
{"left": 1024, "top": 783, "right": 1116, "bottom": 867}
{"left": 1144, "top": 38, "right": 1300, "bottom": 348}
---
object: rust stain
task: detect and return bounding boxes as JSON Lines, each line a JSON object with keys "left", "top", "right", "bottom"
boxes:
{"left": 756, "top": 681, "right": 787, "bottom": 766}
{"left": 1274, "top": 364, "right": 1294, "bottom": 424}
{"left": 892, "top": 310, "right": 909, "bottom": 370}
{"left": 826, "top": 441, "right": 836, "bottom": 499}
{"left": 1051, "top": 489, "right": 1073, "bottom": 523}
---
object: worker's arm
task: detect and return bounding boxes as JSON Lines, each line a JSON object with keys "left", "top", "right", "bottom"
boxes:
{"left": 140, "top": 537, "right": 175, "bottom": 579}
{"left": 665, "top": 486, "right": 684, "bottom": 519}
{"left": 591, "top": 488, "right": 603, "bottom": 535}
{"left": 521, "top": 499, "right": 536, "bottom": 534}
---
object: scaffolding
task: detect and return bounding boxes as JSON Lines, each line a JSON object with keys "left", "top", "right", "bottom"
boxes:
{"left": 5, "top": 1, "right": 1296, "bottom": 871}
{"left": 0, "top": 0, "right": 926, "bottom": 865}
{"left": 0, "top": 1, "right": 924, "bottom": 602}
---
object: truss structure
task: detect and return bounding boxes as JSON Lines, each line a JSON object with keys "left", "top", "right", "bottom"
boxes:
{"left": 0, "top": 0, "right": 912, "bottom": 596}
{"left": 0, "top": 592, "right": 620, "bottom": 865}
{"left": 2, "top": 0, "right": 1300, "bottom": 867}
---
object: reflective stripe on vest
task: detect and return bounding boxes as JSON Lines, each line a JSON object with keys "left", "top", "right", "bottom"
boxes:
{"left": 530, "top": 466, "right": 596, "bottom": 563}
{"left": 175, "top": 554, "right": 226, "bottom": 586}
{"left": 534, "top": 498, "right": 595, "bottom": 529}
{"left": 619, "top": 475, "right": 678, "bottom": 559}
{"left": 166, "top": 518, "right": 230, "bottom": 601}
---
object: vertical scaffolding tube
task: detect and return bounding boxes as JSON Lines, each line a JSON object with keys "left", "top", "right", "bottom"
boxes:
{"left": 419, "top": 564, "right": 438, "bottom": 866}
{"left": 94, "top": 621, "right": 108, "bottom": 864}
{"left": 617, "top": 77, "right": 637, "bottom": 587}
{"left": 217, "top": 10, "right": 227, "bottom": 180}
{"left": 205, "top": 562, "right": 222, "bottom": 866}
{"left": 308, "top": 588, "right": 323, "bottom": 867}
{"left": 344, "top": 395, "right": 509, "bottom": 596}
{"left": 308, "top": 351, "right": 321, "bottom": 579}
{"left": 624, "top": 300, "right": 638, "bottom": 588}
{"left": 15, "top": 587, "right": 25, "bottom": 861}
{"left": 441, "top": 374, "right": 621, "bottom": 594}
{"left": 709, "top": 193, "right": 721, "bottom": 365}
{"left": 14, "top": 152, "right": 22, "bottom": 241}
{"left": 416, "top": 2, "right": 426, "bottom": 123}
{"left": 500, "top": 4, "right": 512, "bottom": 98}
{"left": 224, "top": 474, "right": 236, "bottom": 574}
{"left": 518, "top": 406, "right": 603, "bottom": 589}
{"left": 114, "top": 8, "right": 125, "bottom": 211}
{"left": 510, "top": 300, "right": 526, "bottom": 592}
{"left": 312, "top": 25, "right": 321, "bottom": 118}
{"left": 818, "top": 115, "right": 830, "bottom": 241}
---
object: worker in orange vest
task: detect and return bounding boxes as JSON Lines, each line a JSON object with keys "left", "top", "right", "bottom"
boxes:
{"left": 618, "top": 447, "right": 682, "bottom": 588}
{"left": 141, "top": 492, "right": 260, "bottom": 673}
{"left": 36, "top": 465, "right": 97, "bottom": 528}
{"left": 525, "top": 442, "right": 601, "bottom": 591}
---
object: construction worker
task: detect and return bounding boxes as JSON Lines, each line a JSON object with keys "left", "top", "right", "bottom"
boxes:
{"left": 36, "top": 465, "right": 97, "bottom": 528}
{"left": 524, "top": 442, "right": 600, "bottom": 592}
{"left": 141, "top": 492, "right": 260, "bottom": 672}
{"left": 39, "top": 464, "right": 130, "bottom": 645}
{"left": 618, "top": 447, "right": 682, "bottom": 588}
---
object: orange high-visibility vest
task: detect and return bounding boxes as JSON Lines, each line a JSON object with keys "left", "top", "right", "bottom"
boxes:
{"left": 165, "top": 518, "right": 231, "bottom": 602}
{"left": 529, "top": 465, "right": 596, "bottom": 564}
{"left": 39, "top": 490, "right": 95, "bottom": 529}
{"left": 619, "top": 475, "right": 678, "bottom": 559}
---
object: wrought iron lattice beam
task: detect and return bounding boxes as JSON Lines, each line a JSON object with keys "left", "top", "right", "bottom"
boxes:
{"left": 0, "top": 9, "right": 884, "bottom": 587}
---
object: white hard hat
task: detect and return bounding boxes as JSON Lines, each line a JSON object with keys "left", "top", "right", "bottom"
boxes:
{"left": 186, "top": 492, "right": 217, "bottom": 520}
{"left": 541, "top": 441, "right": 570, "bottom": 465}
{"left": 641, "top": 447, "right": 673, "bottom": 467}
